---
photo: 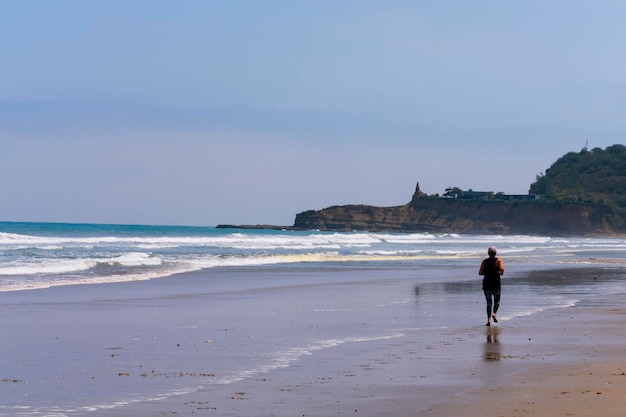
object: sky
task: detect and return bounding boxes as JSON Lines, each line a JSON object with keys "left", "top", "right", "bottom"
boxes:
{"left": 2, "top": 1, "right": 626, "bottom": 226}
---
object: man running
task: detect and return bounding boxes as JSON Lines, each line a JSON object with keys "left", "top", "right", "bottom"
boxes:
{"left": 479, "top": 246, "right": 504, "bottom": 326}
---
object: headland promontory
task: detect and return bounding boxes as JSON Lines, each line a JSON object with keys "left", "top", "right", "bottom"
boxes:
{"left": 218, "top": 145, "right": 626, "bottom": 236}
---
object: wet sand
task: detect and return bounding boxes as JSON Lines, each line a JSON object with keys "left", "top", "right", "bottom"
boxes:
{"left": 420, "top": 305, "right": 626, "bottom": 417}
{"left": 1, "top": 266, "right": 625, "bottom": 416}
{"left": 104, "top": 270, "right": 626, "bottom": 416}
{"left": 141, "top": 301, "right": 626, "bottom": 417}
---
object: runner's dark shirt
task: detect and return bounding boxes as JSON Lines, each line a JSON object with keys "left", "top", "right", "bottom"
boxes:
{"left": 481, "top": 257, "right": 501, "bottom": 290}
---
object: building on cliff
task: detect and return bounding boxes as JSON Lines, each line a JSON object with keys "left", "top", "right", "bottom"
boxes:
{"left": 441, "top": 187, "right": 541, "bottom": 201}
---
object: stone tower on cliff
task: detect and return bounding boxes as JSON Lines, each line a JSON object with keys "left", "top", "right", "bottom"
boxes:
{"left": 411, "top": 181, "right": 426, "bottom": 202}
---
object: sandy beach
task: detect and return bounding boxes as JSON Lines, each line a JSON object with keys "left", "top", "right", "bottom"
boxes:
{"left": 419, "top": 305, "right": 626, "bottom": 417}
{"left": 159, "top": 293, "right": 626, "bottom": 417}
{"left": 1, "top": 265, "right": 625, "bottom": 417}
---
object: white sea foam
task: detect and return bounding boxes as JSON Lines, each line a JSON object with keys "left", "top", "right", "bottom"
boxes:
{"left": 2, "top": 226, "right": 626, "bottom": 293}
{"left": 0, "top": 259, "right": 97, "bottom": 276}
{"left": 1, "top": 230, "right": 623, "bottom": 254}
{"left": 503, "top": 297, "right": 579, "bottom": 321}
{"left": 103, "top": 252, "right": 162, "bottom": 267}
{"left": 79, "top": 386, "right": 197, "bottom": 413}
{"left": 213, "top": 332, "right": 405, "bottom": 385}
{"left": 0, "top": 253, "right": 160, "bottom": 276}
{"left": 2, "top": 386, "right": 201, "bottom": 417}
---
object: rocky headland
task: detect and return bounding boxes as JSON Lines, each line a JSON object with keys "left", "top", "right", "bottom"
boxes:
{"left": 218, "top": 182, "right": 624, "bottom": 236}
{"left": 218, "top": 145, "right": 626, "bottom": 236}
{"left": 293, "top": 182, "right": 625, "bottom": 235}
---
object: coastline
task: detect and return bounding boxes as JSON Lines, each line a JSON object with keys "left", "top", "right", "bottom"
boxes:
{"left": 215, "top": 222, "right": 626, "bottom": 238}
{"left": 1, "top": 264, "right": 625, "bottom": 416}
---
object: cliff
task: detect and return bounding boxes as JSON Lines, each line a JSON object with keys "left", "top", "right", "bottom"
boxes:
{"left": 218, "top": 145, "right": 626, "bottom": 236}
{"left": 290, "top": 182, "right": 625, "bottom": 236}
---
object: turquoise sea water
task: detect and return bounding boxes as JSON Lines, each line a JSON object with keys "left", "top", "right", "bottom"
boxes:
{"left": 2, "top": 221, "right": 626, "bottom": 292}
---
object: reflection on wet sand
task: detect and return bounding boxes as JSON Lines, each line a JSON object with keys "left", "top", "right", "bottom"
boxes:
{"left": 483, "top": 326, "right": 501, "bottom": 361}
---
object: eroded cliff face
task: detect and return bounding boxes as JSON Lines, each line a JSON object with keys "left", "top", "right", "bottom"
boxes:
{"left": 293, "top": 185, "right": 625, "bottom": 236}
{"left": 293, "top": 201, "right": 622, "bottom": 235}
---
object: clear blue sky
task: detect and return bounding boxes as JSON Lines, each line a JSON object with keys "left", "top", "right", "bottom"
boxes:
{"left": 2, "top": 1, "right": 625, "bottom": 226}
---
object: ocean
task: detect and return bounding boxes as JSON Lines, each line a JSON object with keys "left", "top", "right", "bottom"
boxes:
{"left": 2, "top": 221, "right": 625, "bottom": 293}
{"left": 1, "top": 222, "right": 626, "bottom": 416}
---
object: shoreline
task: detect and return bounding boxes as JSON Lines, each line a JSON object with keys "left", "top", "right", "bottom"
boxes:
{"left": 1, "top": 265, "right": 625, "bottom": 416}
{"left": 215, "top": 222, "right": 626, "bottom": 238}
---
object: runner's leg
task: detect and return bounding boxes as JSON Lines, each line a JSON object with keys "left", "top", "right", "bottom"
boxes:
{"left": 484, "top": 289, "right": 493, "bottom": 317}
{"left": 492, "top": 289, "right": 501, "bottom": 315}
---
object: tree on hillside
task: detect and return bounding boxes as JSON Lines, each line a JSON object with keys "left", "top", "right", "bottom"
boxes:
{"left": 529, "top": 144, "right": 626, "bottom": 209}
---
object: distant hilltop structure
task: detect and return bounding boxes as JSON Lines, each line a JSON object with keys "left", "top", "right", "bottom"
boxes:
{"left": 439, "top": 187, "right": 541, "bottom": 202}
{"left": 410, "top": 182, "right": 541, "bottom": 202}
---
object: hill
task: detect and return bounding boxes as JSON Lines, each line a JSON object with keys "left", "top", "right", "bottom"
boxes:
{"left": 529, "top": 144, "right": 626, "bottom": 212}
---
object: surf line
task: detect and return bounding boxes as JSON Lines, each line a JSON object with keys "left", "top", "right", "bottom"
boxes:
{"left": 213, "top": 332, "right": 405, "bottom": 385}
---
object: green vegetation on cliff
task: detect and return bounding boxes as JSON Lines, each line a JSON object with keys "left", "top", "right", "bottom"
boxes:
{"left": 529, "top": 144, "right": 626, "bottom": 212}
